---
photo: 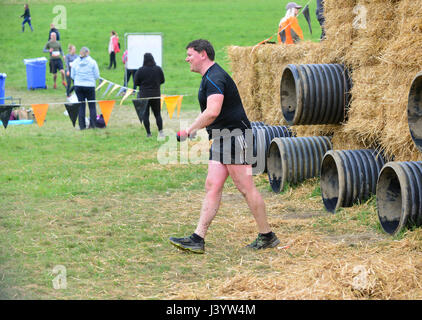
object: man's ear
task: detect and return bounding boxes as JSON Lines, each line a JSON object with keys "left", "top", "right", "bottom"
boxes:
{"left": 200, "top": 50, "right": 208, "bottom": 60}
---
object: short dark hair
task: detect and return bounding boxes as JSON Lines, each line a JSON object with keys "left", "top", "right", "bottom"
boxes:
{"left": 186, "top": 39, "right": 215, "bottom": 61}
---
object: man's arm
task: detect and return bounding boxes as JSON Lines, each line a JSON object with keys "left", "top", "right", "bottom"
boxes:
{"left": 186, "top": 94, "right": 224, "bottom": 136}
{"left": 43, "top": 42, "right": 50, "bottom": 53}
{"left": 93, "top": 61, "right": 100, "bottom": 80}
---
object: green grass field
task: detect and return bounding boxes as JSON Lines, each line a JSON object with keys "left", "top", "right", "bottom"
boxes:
{"left": 3, "top": 0, "right": 421, "bottom": 302}
{"left": 0, "top": 0, "right": 321, "bottom": 108}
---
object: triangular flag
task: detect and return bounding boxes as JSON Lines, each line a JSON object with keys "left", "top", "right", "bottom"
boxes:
{"left": 0, "top": 105, "right": 14, "bottom": 129}
{"left": 132, "top": 99, "right": 149, "bottom": 124}
{"left": 164, "top": 96, "right": 180, "bottom": 119}
{"left": 302, "top": 5, "right": 312, "bottom": 34}
{"left": 176, "top": 95, "right": 183, "bottom": 118}
{"left": 31, "top": 104, "right": 49, "bottom": 127}
{"left": 116, "top": 87, "right": 126, "bottom": 97}
{"left": 96, "top": 79, "right": 108, "bottom": 91}
{"left": 107, "top": 84, "right": 120, "bottom": 96}
{"left": 102, "top": 82, "right": 114, "bottom": 97}
{"left": 120, "top": 89, "right": 134, "bottom": 105}
{"left": 98, "top": 100, "right": 115, "bottom": 126}
{"left": 160, "top": 94, "right": 166, "bottom": 109}
{"left": 64, "top": 103, "right": 80, "bottom": 127}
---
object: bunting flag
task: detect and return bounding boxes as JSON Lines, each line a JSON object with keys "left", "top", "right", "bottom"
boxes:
{"left": 132, "top": 99, "right": 149, "bottom": 124}
{"left": 160, "top": 94, "right": 166, "bottom": 109}
{"left": 0, "top": 105, "right": 14, "bottom": 129}
{"left": 102, "top": 82, "right": 114, "bottom": 97}
{"left": 64, "top": 103, "right": 80, "bottom": 127}
{"left": 120, "top": 89, "right": 134, "bottom": 106}
{"left": 176, "top": 95, "right": 183, "bottom": 118}
{"left": 96, "top": 79, "right": 108, "bottom": 91}
{"left": 98, "top": 100, "right": 115, "bottom": 126}
{"left": 164, "top": 96, "right": 181, "bottom": 119}
{"left": 302, "top": 4, "right": 312, "bottom": 34}
{"left": 116, "top": 87, "right": 126, "bottom": 97}
{"left": 31, "top": 104, "right": 49, "bottom": 127}
{"left": 107, "top": 84, "right": 120, "bottom": 97}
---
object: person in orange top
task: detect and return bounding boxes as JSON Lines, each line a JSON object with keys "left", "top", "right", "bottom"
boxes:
{"left": 278, "top": 2, "right": 304, "bottom": 44}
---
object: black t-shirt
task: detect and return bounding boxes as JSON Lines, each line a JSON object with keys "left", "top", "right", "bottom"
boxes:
{"left": 198, "top": 63, "right": 251, "bottom": 139}
{"left": 134, "top": 65, "right": 165, "bottom": 98}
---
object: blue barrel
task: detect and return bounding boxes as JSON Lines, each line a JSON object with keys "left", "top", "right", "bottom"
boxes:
{"left": 23, "top": 57, "right": 48, "bottom": 90}
{"left": 0, "top": 73, "right": 6, "bottom": 104}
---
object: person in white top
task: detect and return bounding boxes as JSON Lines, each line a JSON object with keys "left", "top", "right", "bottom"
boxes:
{"left": 71, "top": 47, "right": 100, "bottom": 130}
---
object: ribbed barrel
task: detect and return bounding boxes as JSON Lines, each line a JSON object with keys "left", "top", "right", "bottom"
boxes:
{"left": 407, "top": 71, "right": 422, "bottom": 152}
{"left": 376, "top": 161, "right": 422, "bottom": 235}
{"left": 251, "top": 125, "right": 293, "bottom": 175}
{"left": 320, "top": 149, "right": 385, "bottom": 213}
{"left": 267, "top": 136, "right": 332, "bottom": 192}
{"left": 280, "top": 64, "right": 352, "bottom": 125}
{"left": 251, "top": 121, "right": 265, "bottom": 127}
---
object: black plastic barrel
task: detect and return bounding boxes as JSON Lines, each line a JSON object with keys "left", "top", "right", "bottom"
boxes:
{"left": 376, "top": 161, "right": 422, "bottom": 235}
{"left": 280, "top": 64, "right": 352, "bottom": 125}
{"left": 320, "top": 149, "right": 385, "bottom": 213}
{"left": 407, "top": 71, "right": 422, "bottom": 152}
{"left": 267, "top": 136, "right": 332, "bottom": 192}
{"left": 251, "top": 125, "right": 293, "bottom": 175}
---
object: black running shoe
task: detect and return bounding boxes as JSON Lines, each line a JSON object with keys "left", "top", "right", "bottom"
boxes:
{"left": 169, "top": 235, "right": 205, "bottom": 254}
{"left": 246, "top": 233, "right": 280, "bottom": 250}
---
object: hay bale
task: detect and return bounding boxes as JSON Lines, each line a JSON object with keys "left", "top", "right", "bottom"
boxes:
{"left": 227, "top": 46, "right": 261, "bottom": 121}
{"left": 377, "top": 0, "right": 422, "bottom": 160}
{"left": 343, "top": 0, "right": 399, "bottom": 67}
{"left": 253, "top": 42, "right": 320, "bottom": 125}
{"left": 340, "top": 65, "right": 388, "bottom": 149}
{"left": 323, "top": 0, "right": 357, "bottom": 63}
{"left": 227, "top": 0, "right": 422, "bottom": 160}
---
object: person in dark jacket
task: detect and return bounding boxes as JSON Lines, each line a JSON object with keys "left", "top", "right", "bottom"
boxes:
{"left": 20, "top": 4, "right": 33, "bottom": 32}
{"left": 134, "top": 53, "right": 165, "bottom": 138}
{"left": 48, "top": 23, "right": 60, "bottom": 41}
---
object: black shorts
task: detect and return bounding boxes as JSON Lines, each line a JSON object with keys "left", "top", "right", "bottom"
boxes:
{"left": 209, "top": 134, "right": 249, "bottom": 165}
{"left": 50, "top": 59, "right": 63, "bottom": 74}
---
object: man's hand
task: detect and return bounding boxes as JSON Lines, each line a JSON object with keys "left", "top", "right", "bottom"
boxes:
{"left": 176, "top": 130, "right": 188, "bottom": 142}
{"left": 176, "top": 130, "right": 197, "bottom": 142}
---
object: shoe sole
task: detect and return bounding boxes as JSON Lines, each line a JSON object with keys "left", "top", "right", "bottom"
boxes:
{"left": 169, "top": 239, "right": 204, "bottom": 254}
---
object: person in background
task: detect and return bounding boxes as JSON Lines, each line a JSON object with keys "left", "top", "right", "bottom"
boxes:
{"left": 278, "top": 2, "right": 304, "bottom": 44}
{"left": 107, "top": 31, "right": 120, "bottom": 69}
{"left": 71, "top": 47, "right": 100, "bottom": 130}
{"left": 43, "top": 32, "right": 66, "bottom": 89}
{"left": 65, "top": 44, "right": 78, "bottom": 98}
{"left": 20, "top": 4, "right": 33, "bottom": 32}
{"left": 169, "top": 39, "right": 280, "bottom": 254}
{"left": 48, "top": 23, "right": 60, "bottom": 41}
{"left": 134, "top": 53, "right": 165, "bottom": 138}
{"left": 122, "top": 50, "right": 137, "bottom": 91}
{"left": 316, "top": 0, "right": 326, "bottom": 40}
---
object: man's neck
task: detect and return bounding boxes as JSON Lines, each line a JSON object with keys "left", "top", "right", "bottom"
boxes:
{"left": 200, "top": 61, "right": 215, "bottom": 76}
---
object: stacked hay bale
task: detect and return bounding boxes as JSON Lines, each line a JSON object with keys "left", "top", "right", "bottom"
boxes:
{"left": 377, "top": 0, "right": 422, "bottom": 160}
{"left": 227, "top": 0, "right": 422, "bottom": 160}
{"left": 228, "top": 43, "right": 319, "bottom": 125}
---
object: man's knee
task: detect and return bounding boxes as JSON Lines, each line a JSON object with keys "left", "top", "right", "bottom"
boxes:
{"left": 205, "top": 176, "right": 224, "bottom": 194}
